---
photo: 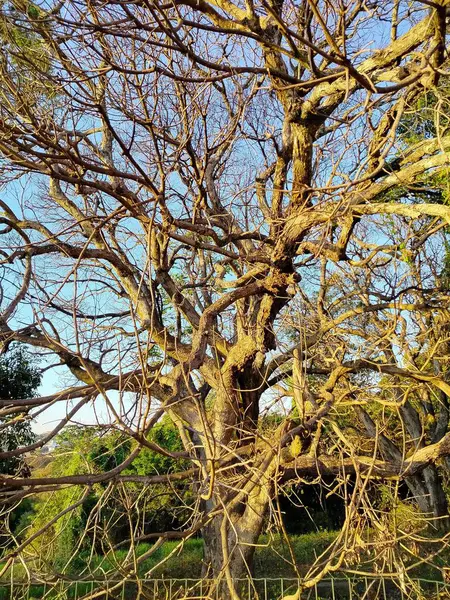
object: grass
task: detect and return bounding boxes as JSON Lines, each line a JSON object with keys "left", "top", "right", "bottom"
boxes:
{"left": 0, "top": 533, "right": 366, "bottom": 600}
{"left": 0, "top": 531, "right": 337, "bottom": 584}
{"left": 2, "top": 529, "right": 449, "bottom": 581}
{"left": 81, "top": 531, "right": 339, "bottom": 579}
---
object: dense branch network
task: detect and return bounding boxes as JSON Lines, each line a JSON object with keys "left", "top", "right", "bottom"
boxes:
{"left": 0, "top": 0, "right": 450, "bottom": 593}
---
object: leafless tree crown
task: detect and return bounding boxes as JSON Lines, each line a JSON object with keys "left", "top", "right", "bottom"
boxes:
{"left": 1, "top": 0, "right": 450, "bottom": 594}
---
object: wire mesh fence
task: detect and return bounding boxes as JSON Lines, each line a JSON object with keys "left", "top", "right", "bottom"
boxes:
{"left": 0, "top": 577, "right": 449, "bottom": 600}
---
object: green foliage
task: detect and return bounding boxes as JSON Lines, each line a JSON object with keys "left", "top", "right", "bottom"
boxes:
{"left": 0, "top": 0, "right": 54, "bottom": 121}
{"left": 34, "top": 533, "right": 339, "bottom": 580}
{"left": 379, "top": 79, "right": 450, "bottom": 213}
{"left": 399, "top": 84, "right": 450, "bottom": 144}
{"left": 0, "top": 346, "right": 41, "bottom": 475}
{"left": 2, "top": 533, "right": 339, "bottom": 582}
{"left": 18, "top": 427, "right": 127, "bottom": 569}
{"left": 0, "top": 345, "right": 41, "bottom": 399}
{"left": 53, "top": 425, "right": 134, "bottom": 478}
{"left": 18, "top": 418, "right": 193, "bottom": 570}
{"left": 0, "top": 1, "right": 48, "bottom": 61}
{"left": 25, "top": 486, "right": 86, "bottom": 570}
{"left": 124, "top": 416, "right": 193, "bottom": 534}
{"left": 129, "top": 416, "right": 187, "bottom": 476}
{"left": 0, "top": 415, "right": 35, "bottom": 475}
{"left": 378, "top": 484, "right": 428, "bottom": 534}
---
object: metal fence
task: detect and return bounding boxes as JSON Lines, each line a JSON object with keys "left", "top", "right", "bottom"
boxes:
{"left": 1, "top": 577, "right": 449, "bottom": 600}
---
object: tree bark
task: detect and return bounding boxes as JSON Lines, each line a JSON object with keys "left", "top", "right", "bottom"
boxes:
{"left": 420, "top": 465, "right": 449, "bottom": 530}
{"left": 356, "top": 406, "right": 449, "bottom": 528}
{"left": 201, "top": 482, "right": 271, "bottom": 599}
{"left": 399, "top": 403, "right": 449, "bottom": 529}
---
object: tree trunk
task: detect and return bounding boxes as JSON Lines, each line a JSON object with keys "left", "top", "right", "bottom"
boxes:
{"left": 399, "top": 403, "right": 449, "bottom": 529}
{"left": 202, "top": 514, "right": 258, "bottom": 581}
{"left": 201, "top": 488, "right": 270, "bottom": 599}
{"left": 357, "top": 406, "right": 449, "bottom": 529}
{"left": 404, "top": 466, "right": 449, "bottom": 529}
{"left": 420, "top": 465, "right": 449, "bottom": 530}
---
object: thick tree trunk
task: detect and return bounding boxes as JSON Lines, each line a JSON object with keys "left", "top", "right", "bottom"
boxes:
{"left": 201, "top": 488, "right": 270, "bottom": 599}
{"left": 202, "top": 515, "right": 259, "bottom": 578}
{"left": 419, "top": 465, "right": 449, "bottom": 530}
{"left": 399, "top": 403, "right": 449, "bottom": 529}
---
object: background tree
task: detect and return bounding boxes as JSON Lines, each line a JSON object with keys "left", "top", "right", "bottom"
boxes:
{"left": 18, "top": 419, "right": 193, "bottom": 572}
{"left": 348, "top": 78, "right": 450, "bottom": 528}
{"left": 0, "top": 345, "right": 40, "bottom": 552}
{"left": 0, "top": 346, "right": 40, "bottom": 475}
{"left": 0, "top": 1, "right": 450, "bottom": 598}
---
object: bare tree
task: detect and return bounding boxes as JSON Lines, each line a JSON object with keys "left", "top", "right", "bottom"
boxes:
{"left": 1, "top": 0, "right": 450, "bottom": 596}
